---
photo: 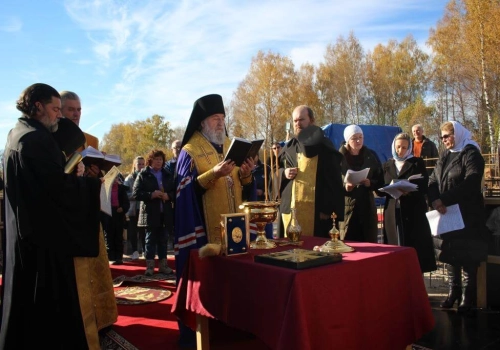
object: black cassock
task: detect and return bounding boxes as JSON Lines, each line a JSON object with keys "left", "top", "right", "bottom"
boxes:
{"left": 0, "top": 116, "right": 101, "bottom": 349}
{"left": 278, "top": 135, "right": 345, "bottom": 237}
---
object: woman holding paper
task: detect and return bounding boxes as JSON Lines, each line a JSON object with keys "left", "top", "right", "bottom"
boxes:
{"left": 376, "top": 132, "right": 436, "bottom": 273}
{"left": 339, "top": 124, "right": 384, "bottom": 243}
{"left": 429, "top": 121, "right": 487, "bottom": 314}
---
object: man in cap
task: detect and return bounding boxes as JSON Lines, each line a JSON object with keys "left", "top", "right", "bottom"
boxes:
{"left": 278, "top": 105, "right": 345, "bottom": 237}
{"left": 173, "top": 94, "right": 255, "bottom": 346}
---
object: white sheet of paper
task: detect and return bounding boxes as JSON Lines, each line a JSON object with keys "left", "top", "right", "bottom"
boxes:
{"left": 378, "top": 180, "right": 418, "bottom": 199}
{"left": 425, "top": 204, "right": 465, "bottom": 236}
{"left": 100, "top": 166, "right": 120, "bottom": 216}
{"left": 344, "top": 168, "right": 370, "bottom": 185}
{"left": 407, "top": 174, "right": 423, "bottom": 180}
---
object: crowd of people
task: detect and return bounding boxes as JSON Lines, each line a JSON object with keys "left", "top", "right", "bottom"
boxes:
{"left": 0, "top": 83, "right": 489, "bottom": 348}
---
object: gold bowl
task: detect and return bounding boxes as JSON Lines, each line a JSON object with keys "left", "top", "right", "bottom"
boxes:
{"left": 240, "top": 201, "right": 280, "bottom": 249}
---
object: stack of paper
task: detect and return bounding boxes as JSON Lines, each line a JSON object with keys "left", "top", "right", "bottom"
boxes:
{"left": 425, "top": 204, "right": 465, "bottom": 236}
{"left": 344, "top": 168, "right": 370, "bottom": 185}
{"left": 407, "top": 174, "right": 424, "bottom": 181}
{"left": 378, "top": 180, "right": 418, "bottom": 199}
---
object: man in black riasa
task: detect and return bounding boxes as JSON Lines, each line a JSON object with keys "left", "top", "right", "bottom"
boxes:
{"left": 0, "top": 83, "right": 102, "bottom": 349}
{"left": 278, "top": 105, "right": 345, "bottom": 237}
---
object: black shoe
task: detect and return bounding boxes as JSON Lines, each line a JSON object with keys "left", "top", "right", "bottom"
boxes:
{"left": 457, "top": 287, "right": 476, "bottom": 314}
{"left": 440, "top": 286, "right": 462, "bottom": 308}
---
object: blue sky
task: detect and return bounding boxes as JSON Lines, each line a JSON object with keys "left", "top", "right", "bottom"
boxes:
{"left": 0, "top": 0, "right": 447, "bottom": 149}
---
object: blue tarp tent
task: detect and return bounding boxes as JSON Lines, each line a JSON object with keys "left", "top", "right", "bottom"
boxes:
{"left": 322, "top": 123, "right": 403, "bottom": 164}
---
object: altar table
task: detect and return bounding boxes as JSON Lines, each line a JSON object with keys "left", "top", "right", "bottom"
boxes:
{"left": 173, "top": 237, "right": 435, "bottom": 350}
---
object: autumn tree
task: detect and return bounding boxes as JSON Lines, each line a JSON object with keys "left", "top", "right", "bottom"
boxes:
{"left": 316, "top": 32, "right": 367, "bottom": 125}
{"left": 230, "top": 50, "right": 297, "bottom": 146}
{"left": 397, "top": 96, "right": 437, "bottom": 139}
{"left": 101, "top": 114, "right": 174, "bottom": 174}
{"left": 428, "top": 0, "right": 500, "bottom": 155}
{"left": 365, "top": 35, "right": 430, "bottom": 126}
{"left": 171, "top": 125, "right": 186, "bottom": 144}
{"left": 293, "top": 63, "right": 322, "bottom": 122}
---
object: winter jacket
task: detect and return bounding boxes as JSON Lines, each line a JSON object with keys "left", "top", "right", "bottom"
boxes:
{"left": 339, "top": 144, "right": 383, "bottom": 243}
{"left": 133, "top": 166, "right": 175, "bottom": 229}
{"left": 428, "top": 144, "right": 487, "bottom": 265}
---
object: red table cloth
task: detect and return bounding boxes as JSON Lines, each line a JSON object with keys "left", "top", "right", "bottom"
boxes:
{"left": 173, "top": 237, "right": 435, "bottom": 350}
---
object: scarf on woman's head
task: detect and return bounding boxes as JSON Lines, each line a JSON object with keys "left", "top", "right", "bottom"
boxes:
{"left": 449, "top": 121, "right": 480, "bottom": 153}
{"left": 391, "top": 137, "right": 413, "bottom": 162}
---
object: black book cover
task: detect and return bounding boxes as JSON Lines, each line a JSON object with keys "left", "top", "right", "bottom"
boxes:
{"left": 254, "top": 249, "right": 342, "bottom": 269}
{"left": 224, "top": 138, "right": 264, "bottom": 166}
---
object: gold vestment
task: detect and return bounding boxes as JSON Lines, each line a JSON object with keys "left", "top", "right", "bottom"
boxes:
{"left": 74, "top": 133, "right": 117, "bottom": 349}
{"left": 184, "top": 131, "right": 248, "bottom": 243}
{"left": 282, "top": 153, "right": 318, "bottom": 236}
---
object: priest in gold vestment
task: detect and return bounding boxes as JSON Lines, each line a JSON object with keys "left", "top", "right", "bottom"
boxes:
{"left": 60, "top": 91, "right": 117, "bottom": 349}
{"left": 279, "top": 105, "right": 344, "bottom": 237}
{"left": 173, "top": 94, "right": 256, "bottom": 347}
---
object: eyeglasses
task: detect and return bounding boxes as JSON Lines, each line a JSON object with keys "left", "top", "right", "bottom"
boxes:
{"left": 440, "top": 134, "right": 453, "bottom": 140}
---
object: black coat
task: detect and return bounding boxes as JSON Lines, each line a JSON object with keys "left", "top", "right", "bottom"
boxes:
{"left": 339, "top": 144, "right": 384, "bottom": 243}
{"left": 133, "top": 166, "right": 175, "bottom": 229}
{"left": 378, "top": 157, "right": 437, "bottom": 273}
{"left": 0, "top": 117, "right": 102, "bottom": 349}
{"left": 428, "top": 144, "right": 487, "bottom": 266}
{"left": 278, "top": 137, "right": 345, "bottom": 237}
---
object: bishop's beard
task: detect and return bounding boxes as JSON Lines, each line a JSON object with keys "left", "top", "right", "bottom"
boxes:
{"left": 201, "top": 126, "right": 225, "bottom": 145}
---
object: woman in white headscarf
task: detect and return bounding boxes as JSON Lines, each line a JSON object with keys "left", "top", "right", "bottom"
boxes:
{"left": 339, "top": 124, "right": 384, "bottom": 243}
{"left": 376, "top": 132, "right": 436, "bottom": 273}
{"left": 429, "top": 121, "right": 487, "bottom": 314}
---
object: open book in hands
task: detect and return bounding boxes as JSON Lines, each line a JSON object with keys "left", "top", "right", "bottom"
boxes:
{"left": 224, "top": 137, "right": 265, "bottom": 167}
{"left": 80, "top": 146, "right": 122, "bottom": 172}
